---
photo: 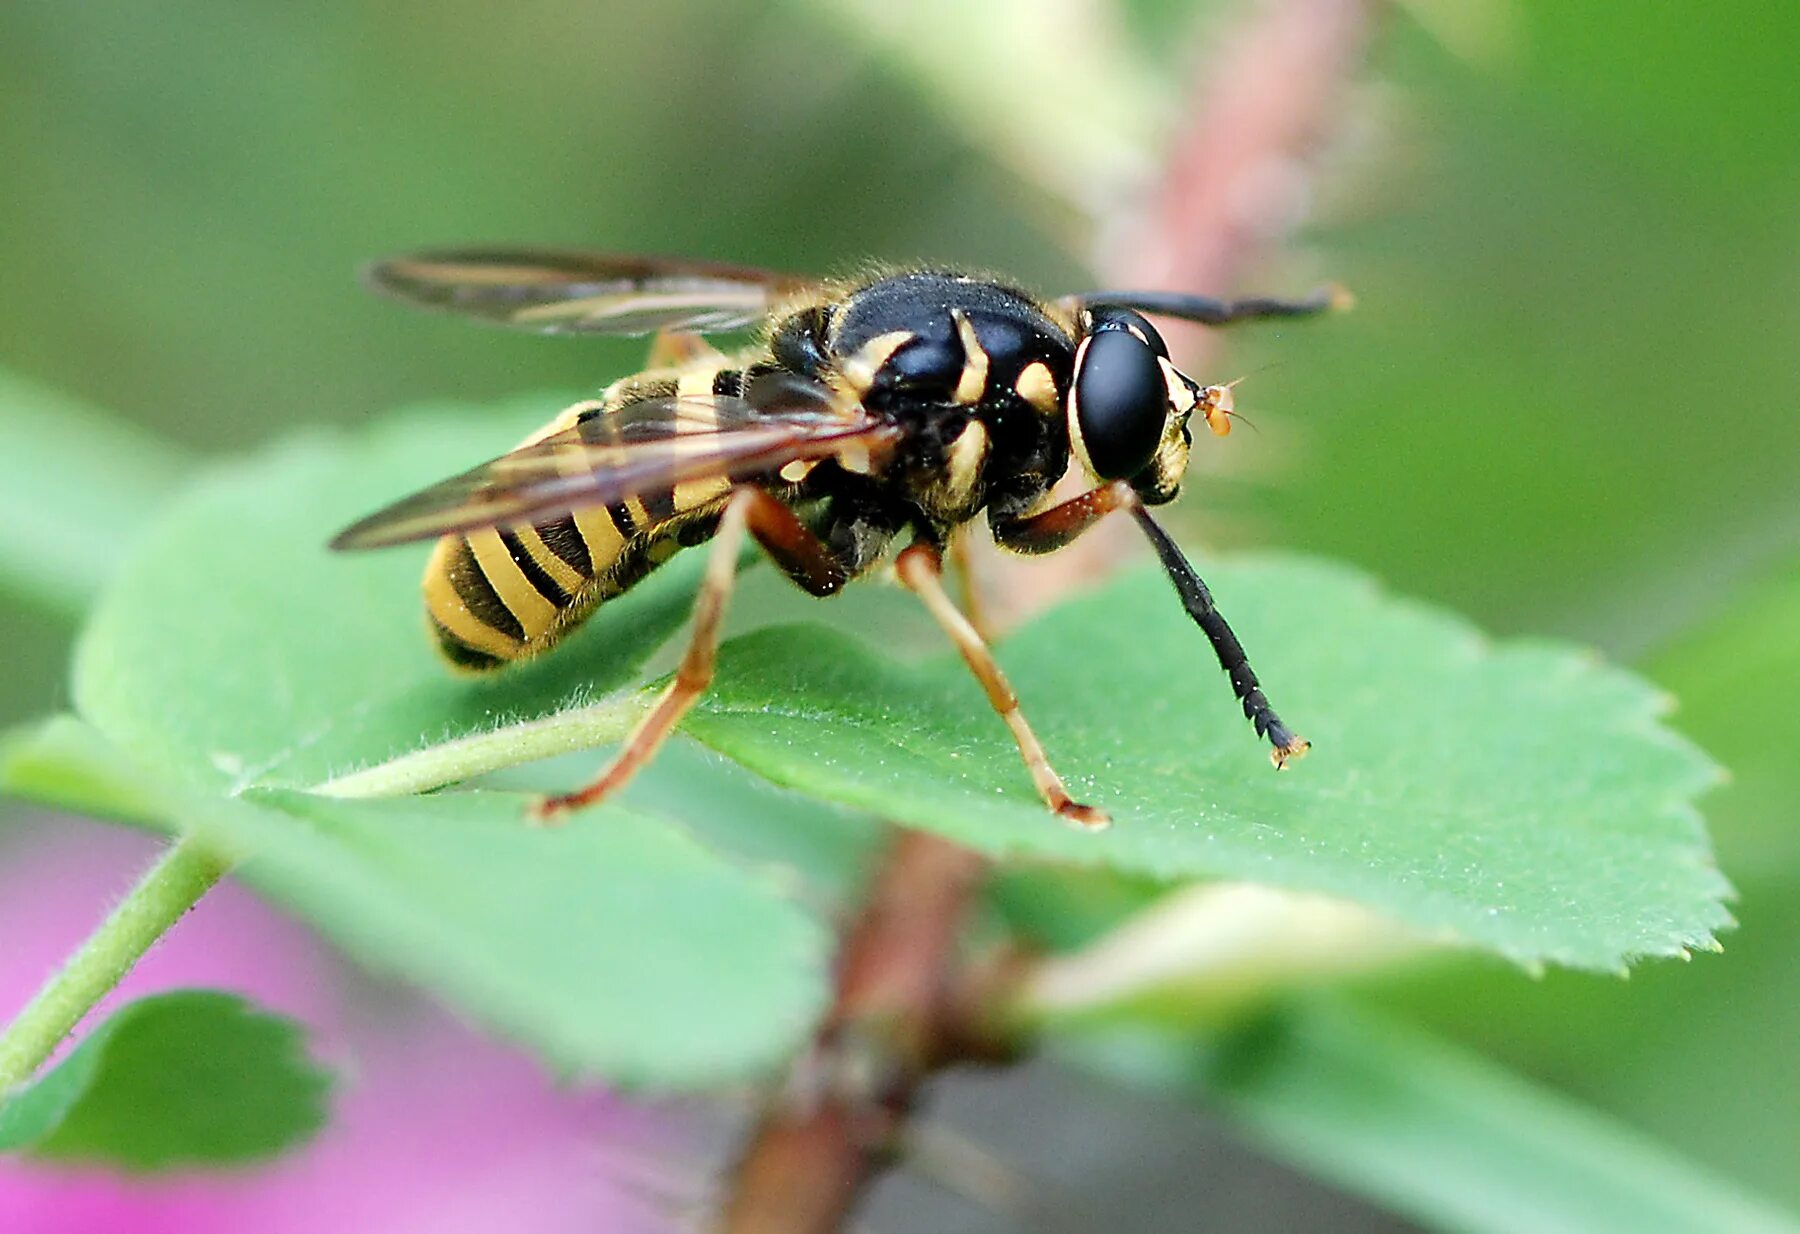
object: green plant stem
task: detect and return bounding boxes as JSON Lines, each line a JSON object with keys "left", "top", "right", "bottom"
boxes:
{"left": 0, "top": 834, "right": 231, "bottom": 1093}
{"left": 0, "top": 684, "right": 652, "bottom": 1095}
{"left": 315, "top": 688, "right": 651, "bottom": 799}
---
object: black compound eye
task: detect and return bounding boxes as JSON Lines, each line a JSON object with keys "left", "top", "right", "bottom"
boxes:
{"left": 1073, "top": 326, "right": 1167, "bottom": 480}
{"left": 1106, "top": 307, "right": 1168, "bottom": 357}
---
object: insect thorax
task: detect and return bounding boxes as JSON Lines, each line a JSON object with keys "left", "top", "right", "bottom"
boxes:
{"left": 772, "top": 271, "right": 1077, "bottom": 529}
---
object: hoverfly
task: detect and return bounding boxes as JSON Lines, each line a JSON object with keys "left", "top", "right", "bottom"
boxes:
{"left": 333, "top": 249, "right": 1343, "bottom": 829}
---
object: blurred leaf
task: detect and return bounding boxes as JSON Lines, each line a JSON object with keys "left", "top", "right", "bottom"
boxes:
{"left": 789, "top": 0, "right": 1163, "bottom": 209}
{"left": 220, "top": 788, "right": 832, "bottom": 1086}
{"left": 613, "top": 739, "right": 884, "bottom": 907}
{"left": 689, "top": 558, "right": 1729, "bottom": 971}
{"left": 1651, "top": 560, "right": 1800, "bottom": 873}
{"left": 1252, "top": 18, "right": 1800, "bottom": 656}
{"left": 1, "top": 714, "right": 167, "bottom": 828}
{"left": 986, "top": 862, "right": 1170, "bottom": 954}
{"left": 0, "top": 370, "right": 188, "bottom": 618}
{"left": 1066, "top": 1001, "right": 1800, "bottom": 1234}
{"left": 0, "top": 990, "right": 330, "bottom": 1171}
{"left": 1, "top": 720, "right": 832, "bottom": 1087}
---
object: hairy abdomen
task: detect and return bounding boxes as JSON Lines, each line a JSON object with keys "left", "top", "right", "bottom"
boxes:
{"left": 420, "top": 368, "right": 738, "bottom": 672}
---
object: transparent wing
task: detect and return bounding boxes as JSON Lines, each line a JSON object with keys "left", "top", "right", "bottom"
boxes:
{"left": 363, "top": 248, "right": 819, "bottom": 336}
{"left": 332, "top": 373, "right": 895, "bottom": 549}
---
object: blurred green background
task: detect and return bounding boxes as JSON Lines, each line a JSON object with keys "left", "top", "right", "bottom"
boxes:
{"left": 3, "top": 0, "right": 1796, "bottom": 1220}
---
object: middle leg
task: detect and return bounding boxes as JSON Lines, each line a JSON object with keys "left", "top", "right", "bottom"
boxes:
{"left": 895, "top": 539, "right": 1109, "bottom": 830}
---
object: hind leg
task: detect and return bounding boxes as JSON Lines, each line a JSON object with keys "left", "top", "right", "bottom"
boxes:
{"left": 534, "top": 485, "right": 849, "bottom": 820}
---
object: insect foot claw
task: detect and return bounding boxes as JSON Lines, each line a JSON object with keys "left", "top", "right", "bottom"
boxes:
{"left": 1057, "top": 800, "right": 1113, "bottom": 831}
{"left": 1269, "top": 737, "right": 1312, "bottom": 770}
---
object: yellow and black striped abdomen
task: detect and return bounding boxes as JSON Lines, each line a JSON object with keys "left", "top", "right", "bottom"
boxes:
{"left": 421, "top": 509, "right": 627, "bottom": 672}
{"left": 420, "top": 366, "right": 737, "bottom": 672}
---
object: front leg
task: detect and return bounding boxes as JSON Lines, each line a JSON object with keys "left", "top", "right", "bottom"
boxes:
{"left": 1129, "top": 508, "right": 1309, "bottom": 767}
{"left": 994, "top": 482, "right": 1308, "bottom": 769}
{"left": 989, "top": 480, "right": 1136, "bottom": 556}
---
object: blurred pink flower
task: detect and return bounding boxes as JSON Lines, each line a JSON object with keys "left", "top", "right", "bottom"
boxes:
{"left": 0, "top": 815, "right": 689, "bottom": 1234}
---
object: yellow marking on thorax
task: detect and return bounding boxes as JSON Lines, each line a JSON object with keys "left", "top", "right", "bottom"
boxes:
{"left": 645, "top": 331, "right": 725, "bottom": 369}
{"left": 944, "top": 418, "right": 989, "bottom": 501}
{"left": 951, "top": 310, "right": 988, "bottom": 403}
{"left": 780, "top": 458, "right": 818, "bottom": 484}
{"left": 467, "top": 528, "right": 559, "bottom": 640}
{"left": 1042, "top": 297, "right": 1081, "bottom": 340}
{"left": 837, "top": 330, "right": 914, "bottom": 398}
{"left": 1015, "top": 361, "right": 1059, "bottom": 414}
{"left": 423, "top": 538, "right": 524, "bottom": 661}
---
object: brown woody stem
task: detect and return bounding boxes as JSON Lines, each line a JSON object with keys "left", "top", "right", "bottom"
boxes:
{"left": 721, "top": 830, "right": 993, "bottom": 1234}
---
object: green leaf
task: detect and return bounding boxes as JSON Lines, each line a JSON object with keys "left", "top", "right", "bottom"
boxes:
{"left": 72, "top": 398, "right": 700, "bottom": 794}
{"left": 58, "top": 405, "right": 1726, "bottom": 1072}
{"left": 1, "top": 714, "right": 168, "bottom": 828}
{"left": 611, "top": 739, "right": 884, "bottom": 906}
{"left": 1, "top": 720, "right": 832, "bottom": 1087}
{"left": 66, "top": 392, "right": 1729, "bottom": 975}
{"left": 47, "top": 410, "right": 842, "bottom": 1085}
{"left": 1651, "top": 560, "right": 1800, "bottom": 874}
{"left": 687, "top": 556, "right": 1730, "bottom": 971}
{"left": 1352, "top": 556, "right": 1800, "bottom": 1208}
{"left": 217, "top": 788, "right": 832, "bottom": 1086}
{"left": 0, "top": 370, "right": 189, "bottom": 618}
{"left": 0, "top": 991, "right": 330, "bottom": 1171}
{"left": 1063, "top": 1002, "right": 1800, "bottom": 1234}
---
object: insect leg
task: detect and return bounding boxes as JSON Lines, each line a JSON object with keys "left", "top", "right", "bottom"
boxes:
{"left": 1129, "top": 507, "right": 1309, "bottom": 768}
{"left": 534, "top": 486, "right": 848, "bottom": 820}
{"left": 894, "top": 539, "right": 1109, "bottom": 831}
{"left": 994, "top": 484, "right": 1308, "bottom": 768}
{"left": 643, "top": 330, "right": 725, "bottom": 369}
{"left": 989, "top": 481, "right": 1136, "bottom": 556}
{"left": 948, "top": 524, "right": 993, "bottom": 640}
{"left": 1064, "top": 285, "right": 1350, "bottom": 327}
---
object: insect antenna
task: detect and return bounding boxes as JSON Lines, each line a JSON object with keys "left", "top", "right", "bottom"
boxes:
{"left": 1194, "top": 374, "right": 1255, "bottom": 437}
{"left": 1215, "top": 377, "right": 1262, "bottom": 435}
